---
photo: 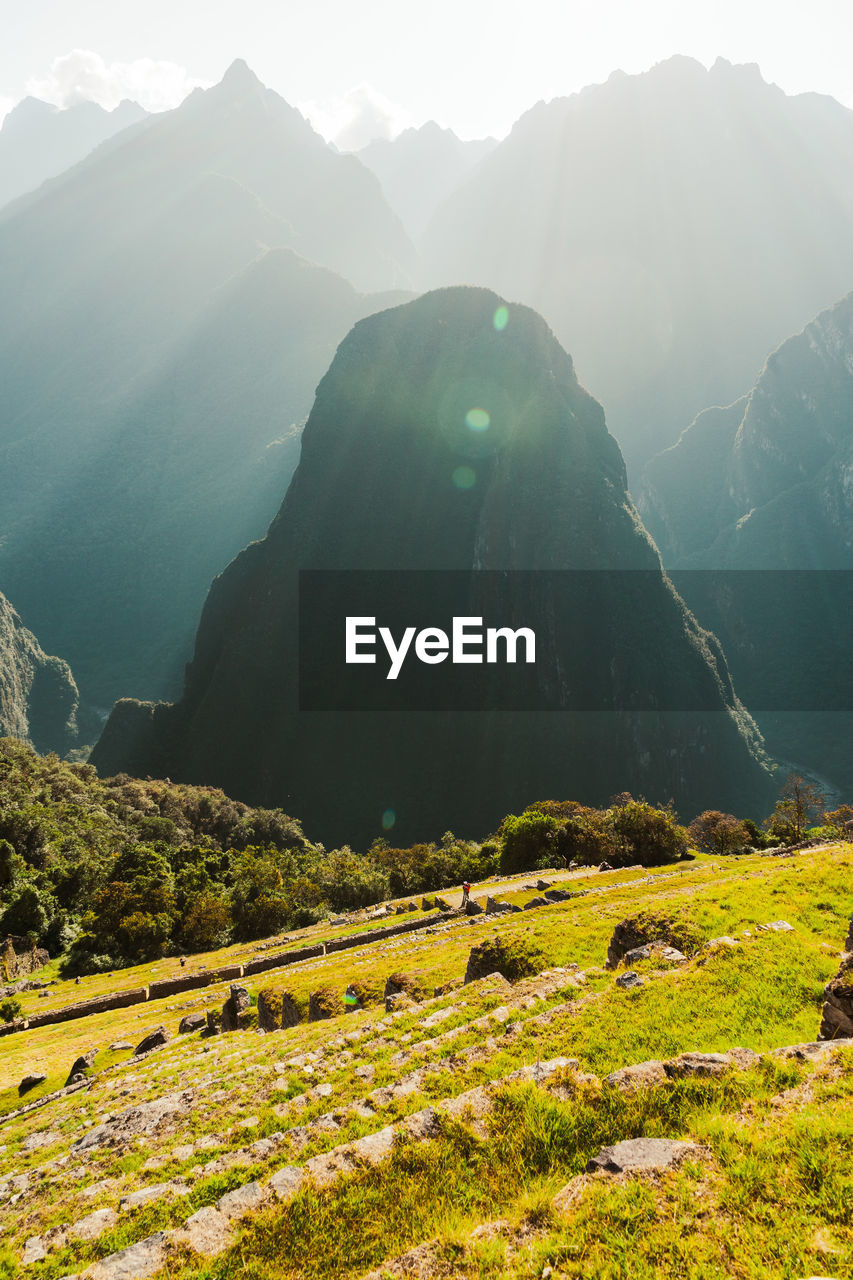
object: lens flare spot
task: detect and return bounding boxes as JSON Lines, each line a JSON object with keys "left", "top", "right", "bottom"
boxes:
{"left": 465, "top": 407, "right": 490, "bottom": 432}
{"left": 381, "top": 808, "right": 396, "bottom": 830}
{"left": 493, "top": 305, "right": 509, "bottom": 331}
{"left": 452, "top": 465, "right": 477, "bottom": 490}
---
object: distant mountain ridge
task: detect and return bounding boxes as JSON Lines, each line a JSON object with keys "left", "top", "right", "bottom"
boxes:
{"left": 640, "top": 288, "right": 853, "bottom": 799}
{"left": 0, "top": 95, "right": 147, "bottom": 210}
{"left": 0, "top": 61, "right": 413, "bottom": 706}
{"left": 422, "top": 56, "right": 853, "bottom": 473}
{"left": 641, "top": 289, "right": 853, "bottom": 569}
{"left": 358, "top": 122, "right": 496, "bottom": 241}
{"left": 92, "top": 288, "right": 774, "bottom": 844}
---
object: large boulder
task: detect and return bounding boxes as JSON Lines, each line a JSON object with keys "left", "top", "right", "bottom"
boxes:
{"left": 464, "top": 933, "right": 544, "bottom": 984}
{"left": 65, "top": 1048, "right": 97, "bottom": 1086}
{"left": 308, "top": 986, "right": 339, "bottom": 1022}
{"left": 221, "top": 985, "right": 251, "bottom": 1032}
{"left": 134, "top": 1026, "right": 171, "bottom": 1055}
{"left": 257, "top": 987, "right": 301, "bottom": 1032}
{"left": 178, "top": 1012, "right": 206, "bottom": 1034}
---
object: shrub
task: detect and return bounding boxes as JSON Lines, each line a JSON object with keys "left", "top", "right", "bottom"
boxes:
{"left": 0, "top": 996, "right": 22, "bottom": 1022}
{"left": 607, "top": 798, "right": 688, "bottom": 866}
{"left": 610, "top": 909, "right": 705, "bottom": 963}
{"left": 499, "top": 811, "right": 559, "bottom": 874}
{"left": 464, "top": 932, "right": 546, "bottom": 983}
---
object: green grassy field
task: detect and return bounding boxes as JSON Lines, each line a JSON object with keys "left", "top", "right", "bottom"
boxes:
{"left": 0, "top": 844, "right": 850, "bottom": 1279}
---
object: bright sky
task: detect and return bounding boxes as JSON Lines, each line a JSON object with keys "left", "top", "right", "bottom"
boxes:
{"left": 2, "top": 0, "right": 853, "bottom": 144}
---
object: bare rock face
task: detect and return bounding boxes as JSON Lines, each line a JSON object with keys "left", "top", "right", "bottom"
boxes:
{"left": 18, "top": 1072, "right": 47, "bottom": 1095}
{"left": 0, "top": 592, "right": 80, "bottom": 752}
{"left": 819, "top": 952, "right": 853, "bottom": 1041}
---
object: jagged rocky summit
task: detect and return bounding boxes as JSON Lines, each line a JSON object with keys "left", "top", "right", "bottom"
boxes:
{"left": 93, "top": 288, "right": 774, "bottom": 844}
{"left": 640, "top": 287, "right": 853, "bottom": 798}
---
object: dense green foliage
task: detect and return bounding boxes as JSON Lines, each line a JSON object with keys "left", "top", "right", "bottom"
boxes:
{"left": 1, "top": 740, "right": 844, "bottom": 977}
{"left": 499, "top": 797, "right": 688, "bottom": 873}
{"left": 0, "top": 739, "right": 498, "bottom": 974}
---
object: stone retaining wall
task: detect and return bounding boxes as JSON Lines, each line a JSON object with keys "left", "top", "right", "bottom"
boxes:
{"left": 4, "top": 912, "right": 449, "bottom": 1036}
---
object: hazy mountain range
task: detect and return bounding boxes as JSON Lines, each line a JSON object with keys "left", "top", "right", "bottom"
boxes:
{"left": 0, "top": 94, "right": 147, "bottom": 210}
{"left": 3, "top": 53, "right": 853, "bottom": 829}
{"left": 0, "top": 60, "right": 412, "bottom": 708}
{"left": 358, "top": 123, "right": 496, "bottom": 241}
{"left": 422, "top": 56, "right": 853, "bottom": 472}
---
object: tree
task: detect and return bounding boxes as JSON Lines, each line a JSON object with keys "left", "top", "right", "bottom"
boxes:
{"left": 607, "top": 798, "right": 688, "bottom": 866}
{"left": 824, "top": 804, "right": 853, "bottom": 840}
{"left": 688, "top": 810, "right": 751, "bottom": 855}
{"left": 499, "top": 810, "right": 559, "bottom": 874}
{"left": 765, "top": 773, "right": 826, "bottom": 844}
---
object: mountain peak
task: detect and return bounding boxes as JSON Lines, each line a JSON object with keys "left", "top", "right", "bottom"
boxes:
{"left": 220, "top": 58, "right": 264, "bottom": 93}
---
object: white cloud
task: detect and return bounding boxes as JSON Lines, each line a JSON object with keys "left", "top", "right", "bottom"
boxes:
{"left": 26, "top": 49, "right": 209, "bottom": 113}
{"left": 299, "top": 82, "right": 414, "bottom": 151}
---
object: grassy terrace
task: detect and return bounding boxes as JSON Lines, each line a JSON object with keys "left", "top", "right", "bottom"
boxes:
{"left": 0, "top": 844, "right": 850, "bottom": 1278}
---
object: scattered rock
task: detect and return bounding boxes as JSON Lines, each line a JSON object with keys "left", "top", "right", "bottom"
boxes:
{"left": 65, "top": 1048, "right": 97, "bottom": 1086}
{"left": 178, "top": 1013, "right": 206, "bottom": 1034}
{"left": 84, "top": 1230, "right": 170, "bottom": 1279}
{"left": 664, "top": 1052, "right": 732, "bottom": 1078}
{"left": 221, "top": 985, "right": 251, "bottom": 1032}
{"left": 109, "top": 1042, "right": 134, "bottom": 1052}
{"left": 623, "top": 945, "right": 651, "bottom": 964}
{"left": 70, "top": 1206, "right": 118, "bottom": 1240}
{"left": 485, "top": 896, "right": 512, "bottom": 915}
{"left": 604, "top": 1060, "right": 668, "bottom": 1091}
{"left": 465, "top": 898, "right": 484, "bottom": 916}
{"left": 523, "top": 896, "right": 548, "bottom": 909}
{"left": 536, "top": 879, "right": 552, "bottom": 891}
{"left": 74, "top": 1092, "right": 186, "bottom": 1151}
{"left": 120, "top": 1181, "right": 186, "bottom": 1211}
{"left": 615, "top": 971, "right": 643, "bottom": 989}
{"left": 759, "top": 920, "right": 794, "bottom": 933}
{"left": 269, "top": 1165, "right": 305, "bottom": 1200}
{"left": 18, "top": 1072, "right": 47, "bottom": 1095}
{"left": 174, "top": 1205, "right": 233, "bottom": 1257}
{"left": 587, "top": 1137, "right": 709, "bottom": 1174}
{"left": 217, "top": 1180, "right": 269, "bottom": 1220}
{"left": 22, "top": 1237, "right": 47, "bottom": 1264}
{"left": 819, "top": 952, "right": 853, "bottom": 1040}
{"left": 705, "top": 936, "right": 740, "bottom": 950}
{"left": 134, "top": 1026, "right": 171, "bottom": 1055}
{"left": 206, "top": 1009, "right": 222, "bottom": 1034}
